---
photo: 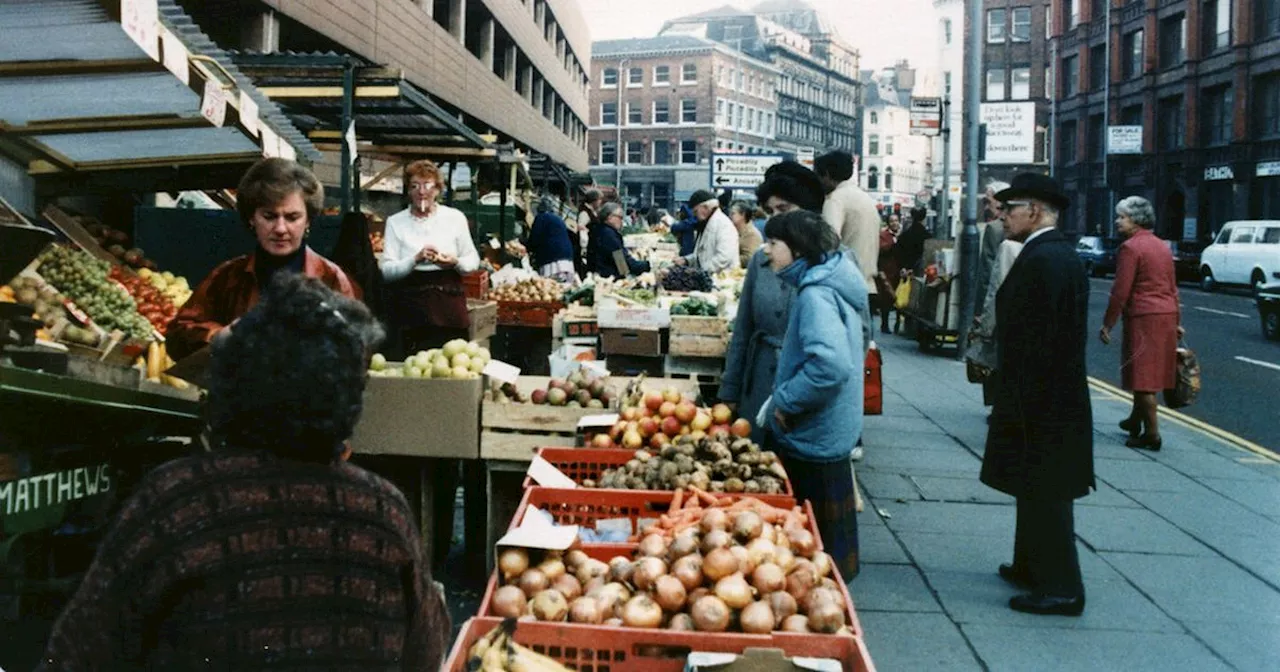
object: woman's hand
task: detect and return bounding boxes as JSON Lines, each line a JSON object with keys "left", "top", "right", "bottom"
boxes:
{"left": 433, "top": 252, "right": 458, "bottom": 268}
{"left": 416, "top": 244, "right": 439, "bottom": 263}
{"left": 1098, "top": 325, "right": 1112, "bottom": 345}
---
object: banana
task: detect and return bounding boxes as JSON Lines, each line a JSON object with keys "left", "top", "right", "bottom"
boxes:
{"left": 505, "top": 640, "right": 570, "bottom": 672}
{"left": 479, "top": 642, "right": 506, "bottom": 672}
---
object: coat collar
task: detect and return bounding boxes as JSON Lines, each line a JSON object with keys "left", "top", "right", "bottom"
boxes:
{"left": 242, "top": 246, "right": 321, "bottom": 276}
{"left": 1019, "top": 227, "right": 1065, "bottom": 254}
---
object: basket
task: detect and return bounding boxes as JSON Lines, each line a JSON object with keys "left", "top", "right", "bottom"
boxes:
{"left": 498, "top": 299, "right": 565, "bottom": 328}
{"left": 463, "top": 270, "right": 489, "bottom": 299}
{"left": 520, "top": 447, "right": 794, "bottom": 497}
{"left": 443, "top": 617, "right": 876, "bottom": 672}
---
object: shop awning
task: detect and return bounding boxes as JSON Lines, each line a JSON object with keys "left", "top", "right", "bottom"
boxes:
{"left": 0, "top": 0, "right": 316, "bottom": 192}
{"left": 229, "top": 51, "right": 495, "bottom": 160}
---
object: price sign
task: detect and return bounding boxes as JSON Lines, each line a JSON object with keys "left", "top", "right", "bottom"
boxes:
{"left": 238, "top": 91, "right": 260, "bottom": 137}
{"left": 160, "top": 30, "right": 188, "bottom": 85}
{"left": 121, "top": 0, "right": 160, "bottom": 61}
{"left": 259, "top": 125, "right": 279, "bottom": 157}
{"left": 200, "top": 80, "right": 227, "bottom": 128}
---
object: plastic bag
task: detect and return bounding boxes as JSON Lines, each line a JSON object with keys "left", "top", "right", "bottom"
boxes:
{"left": 1163, "top": 341, "right": 1201, "bottom": 409}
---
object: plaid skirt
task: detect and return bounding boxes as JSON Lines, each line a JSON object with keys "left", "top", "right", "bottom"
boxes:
{"left": 777, "top": 450, "right": 860, "bottom": 580}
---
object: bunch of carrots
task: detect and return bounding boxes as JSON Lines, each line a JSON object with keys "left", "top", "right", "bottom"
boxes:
{"left": 630, "top": 486, "right": 810, "bottom": 542}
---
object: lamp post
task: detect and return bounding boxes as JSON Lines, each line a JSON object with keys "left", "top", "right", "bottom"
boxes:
{"left": 957, "top": 0, "right": 983, "bottom": 361}
{"left": 615, "top": 57, "right": 629, "bottom": 201}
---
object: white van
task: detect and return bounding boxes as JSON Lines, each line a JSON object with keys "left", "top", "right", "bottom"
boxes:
{"left": 1199, "top": 221, "right": 1280, "bottom": 292}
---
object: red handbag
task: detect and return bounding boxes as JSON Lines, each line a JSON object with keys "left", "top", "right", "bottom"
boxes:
{"left": 864, "top": 345, "right": 883, "bottom": 415}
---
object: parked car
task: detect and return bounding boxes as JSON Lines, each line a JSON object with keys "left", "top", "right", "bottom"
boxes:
{"left": 1075, "top": 236, "right": 1120, "bottom": 277}
{"left": 1165, "top": 240, "right": 1204, "bottom": 283}
{"left": 1259, "top": 284, "right": 1280, "bottom": 341}
{"left": 1199, "top": 221, "right": 1280, "bottom": 292}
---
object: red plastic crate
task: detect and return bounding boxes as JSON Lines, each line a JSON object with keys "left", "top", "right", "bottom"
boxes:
{"left": 463, "top": 270, "right": 489, "bottom": 299}
{"left": 521, "top": 447, "right": 794, "bottom": 497}
{"left": 498, "top": 299, "right": 565, "bottom": 327}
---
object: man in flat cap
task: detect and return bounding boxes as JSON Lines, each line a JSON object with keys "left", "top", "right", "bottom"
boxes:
{"left": 674, "top": 189, "right": 740, "bottom": 274}
{"left": 981, "top": 172, "right": 1094, "bottom": 616}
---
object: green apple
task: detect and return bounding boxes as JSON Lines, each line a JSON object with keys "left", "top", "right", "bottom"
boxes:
{"left": 432, "top": 362, "right": 452, "bottom": 378}
{"left": 451, "top": 365, "right": 470, "bottom": 379}
{"left": 468, "top": 357, "right": 486, "bottom": 373}
{"left": 451, "top": 352, "right": 471, "bottom": 369}
{"left": 442, "top": 339, "right": 467, "bottom": 359}
{"left": 369, "top": 353, "right": 387, "bottom": 371}
{"left": 405, "top": 366, "right": 423, "bottom": 378}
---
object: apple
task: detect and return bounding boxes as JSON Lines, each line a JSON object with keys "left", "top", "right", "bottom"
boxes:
{"left": 660, "top": 416, "right": 682, "bottom": 437}
{"left": 562, "top": 381, "right": 578, "bottom": 397}
{"left": 547, "top": 388, "right": 568, "bottom": 406}
{"left": 649, "top": 433, "right": 670, "bottom": 449}
{"left": 548, "top": 378, "right": 566, "bottom": 390}
{"left": 609, "top": 421, "right": 628, "bottom": 441}
{"left": 658, "top": 401, "right": 677, "bottom": 418}
{"left": 568, "top": 400, "right": 582, "bottom": 408}
{"left": 622, "top": 429, "right": 644, "bottom": 450}
{"left": 442, "top": 339, "right": 467, "bottom": 359}
{"left": 638, "top": 417, "right": 659, "bottom": 438}
{"left": 451, "top": 366, "right": 471, "bottom": 379}
{"left": 369, "top": 353, "right": 387, "bottom": 371}
{"left": 674, "top": 401, "right": 697, "bottom": 424}
{"left": 405, "top": 366, "right": 424, "bottom": 378}
{"left": 576, "top": 390, "right": 593, "bottom": 406}
{"left": 469, "top": 357, "right": 487, "bottom": 374}
{"left": 689, "top": 430, "right": 706, "bottom": 442}
{"left": 531, "top": 389, "right": 548, "bottom": 404}
{"left": 690, "top": 411, "right": 712, "bottom": 432}
{"left": 413, "top": 353, "right": 432, "bottom": 370}
{"left": 679, "top": 425, "right": 691, "bottom": 436}
{"left": 730, "top": 418, "right": 752, "bottom": 438}
{"left": 621, "top": 407, "right": 641, "bottom": 422}
{"left": 644, "top": 391, "right": 664, "bottom": 412}
{"left": 588, "top": 380, "right": 607, "bottom": 399}
{"left": 626, "top": 421, "right": 640, "bottom": 437}
{"left": 711, "top": 403, "right": 733, "bottom": 425}
{"left": 587, "top": 399, "right": 605, "bottom": 408}
{"left": 591, "top": 433, "right": 614, "bottom": 449}
{"left": 711, "top": 425, "right": 731, "bottom": 437}
{"left": 600, "top": 392, "right": 617, "bottom": 408}
{"left": 662, "top": 387, "right": 682, "bottom": 404}
{"left": 431, "top": 362, "right": 452, "bottom": 378}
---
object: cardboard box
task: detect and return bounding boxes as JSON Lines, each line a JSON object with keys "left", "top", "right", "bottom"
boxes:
{"left": 600, "top": 328, "right": 662, "bottom": 357}
{"left": 597, "top": 303, "right": 670, "bottom": 329}
{"left": 466, "top": 299, "right": 497, "bottom": 342}
{"left": 351, "top": 372, "right": 482, "bottom": 459}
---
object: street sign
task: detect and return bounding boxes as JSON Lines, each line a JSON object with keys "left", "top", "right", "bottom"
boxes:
{"left": 1107, "top": 125, "right": 1143, "bottom": 155}
{"left": 796, "top": 147, "right": 815, "bottom": 169}
{"left": 710, "top": 152, "right": 784, "bottom": 189}
{"left": 909, "top": 97, "right": 942, "bottom": 136}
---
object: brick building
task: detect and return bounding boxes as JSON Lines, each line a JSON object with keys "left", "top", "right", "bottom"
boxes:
{"left": 1050, "top": 0, "right": 1280, "bottom": 241}
{"left": 587, "top": 36, "right": 781, "bottom": 210}
{"left": 178, "top": 0, "right": 590, "bottom": 171}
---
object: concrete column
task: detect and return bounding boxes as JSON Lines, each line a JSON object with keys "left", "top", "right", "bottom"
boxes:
{"left": 419, "top": 0, "right": 433, "bottom": 18}
{"left": 523, "top": 66, "right": 535, "bottom": 105}
{"left": 534, "top": 76, "right": 545, "bottom": 113}
{"left": 449, "top": 0, "right": 466, "bottom": 44}
{"left": 241, "top": 10, "right": 280, "bottom": 53}
{"left": 479, "top": 18, "right": 495, "bottom": 71}
{"left": 504, "top": 45, "right": 518, "bottom": 86}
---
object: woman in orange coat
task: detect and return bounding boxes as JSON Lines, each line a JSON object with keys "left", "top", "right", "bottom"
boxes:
{"left": 1099, "top": 196, "right": 1183, "bottom": 451}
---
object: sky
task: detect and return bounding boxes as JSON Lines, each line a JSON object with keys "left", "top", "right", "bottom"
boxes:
{"left": 577, "top": 0, "right": 938, "bottom": 72}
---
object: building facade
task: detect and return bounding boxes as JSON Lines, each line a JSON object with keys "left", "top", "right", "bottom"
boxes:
{"left": 861, "top": 66, "right": 936, "bottom": 210}
{"left": 179, "top": 0, "right": 590, "bottom": 171}
{"left": 1050, "top": 0, "right": 1280, "bottom": 242}
{"left": 934, "top": 0, "right": 965, "bottom": 230}
{"left": 586, "top": 36, "right": 781, "bottom": 210}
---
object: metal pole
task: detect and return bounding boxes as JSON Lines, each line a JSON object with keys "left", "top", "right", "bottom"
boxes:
{"left": 957, "top": 0, "right": 983, "bottom": 361}
{"left": 1049, "top": 37, "right": 1058, "bottom": 177}
{"left": 615, "top": 57, "right": 628, "bottom": 198}
{"left": 940, "top": 96, "right": 951, "bottom": 240}
{"left": 340, "top": 60, "right": 355, "bottom": 214}
{"left": 1102, "top": 0, "right": 1112, "bottom": 237}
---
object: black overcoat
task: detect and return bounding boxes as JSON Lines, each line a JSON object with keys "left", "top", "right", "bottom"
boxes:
{"left": 980, "top": 228, "right": 1096, "bottom": 500}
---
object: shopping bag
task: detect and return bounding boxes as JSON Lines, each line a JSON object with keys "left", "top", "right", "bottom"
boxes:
{"left": 1163, "top": 340, "right": 1201, "bottom": 409}
{"left": 894, "top": 281, "right": 911, "bottom": 310}
{"left": 864, "top": 345, "right": 883, "bottom": 415}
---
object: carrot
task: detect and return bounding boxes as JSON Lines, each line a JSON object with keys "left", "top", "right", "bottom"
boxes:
{"left": 683, "top": 496, "right": 702, "bottom": 512}
{"left": 670, "top": 519, "right": 701, "bottom": 535}
{"left": 671, "top": 488, "right": 684, "bottom": 511}
{"left": 689, "top": 486, "right": 719, "bottom": 507}
{"left": 716, "top": 497, "right": 734, "bottom": 507}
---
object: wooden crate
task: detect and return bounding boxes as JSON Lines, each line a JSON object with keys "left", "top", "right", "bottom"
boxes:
{"left": 668, "top": 315, "right": 730, "bottom": 357}
{"left": 663, "top": 354, "right": 725, "bottom": 384}
{"left": 466, "top": 299, "right": 497, "bottom": 342}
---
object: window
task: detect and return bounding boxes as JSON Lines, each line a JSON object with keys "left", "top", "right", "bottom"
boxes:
{"left": 725, "top": 24, "right": 743, "bottom": 41}
{"left": 1011, "top": 7, "right": 1031, "bottom": 42}
{"left": 680, "top": 140, "right": 698, "bottom": 164}
{"left": 628, "top": 67, "right": 643, "bottom": 86}
{"left": 868, "top": 134, "right": 879, "bottom": 155}
{"left": 1230, "top": 227, "right": 1255, "bottom": 244}
{"left": 601, "top": 102, "right": 617, "bottom": 125}
{"left": 1068, "top": 0, "right": 1080, "bottom": 28}
{"left": 885, "top": 167, "right": 894, "bottom": 191}
{"left": 600, "top": 140, "right": 616, "bottom": 164}
{"left": 735, "top": 69, "right": 743, "bottom": 90}
{"left": 886, "top": 136, "right": 895, "bottom": 155}
{"left": 654, "top": 141, "right": 672, "bottom": 165}
{"left": 680, "top": 99, "right": 697, "bottom": 123}
{"left": 1264, "top": 227, "right": 1280, "bottom": 244}
{"left": 1122, "top": 30, "right": 1144, "bottom": 79}
{"left": 602, "top": 68, "right": 618, "bottom": 88}
{"left": 1121, "top": 104, "right": 1143, "bottom": 127}
{"left": 626, "top": 141, "right": 644, "bottom": 164}
{"left": 870, "top": 111, "right": 878, "bottom": 125}
{"left": 986, "top": 67, "right": 1006, "bottom": 100}
{"left": 1011, "top": 66, "right": 1031, "bottom": 99}
{"left": 682, "top": 63, "right": 697, "bottom": 83}
{"left": 944, "top": 71, "right": 952, "bottom": 98}
{"left": 1265, "top": 0, "right": 1280, "bottom": 39}
{"left": 1257, "top": 73, "right": 1280, "bottom": 138}
{"left": 716, "top": 99, "right": 725, "bottom": 126}
{"left": 1062, "top": 55, "right": 1078, "bottom": 97}
{"left": 1088, "top": 114, "right": 1104, "bottom": 160}
{"left": 867, "top": 166, "right": 879, "bottom": 190}
{"left": 1202, "top": 0, "right": 1230, "bottom": 54}
{"left": 627, "top": 103, "right": 642, "bottom": 125}
{"left": 1060, "top": 120, "right": 1077, "bottom": 163}
{"left": 1157, "top": 95, "right": 1185, "bottom": 151}
{"left": 1159, "top": 14, "right": 1186, "bottom": 68}
{"left": 1090, "top": 44, "right": 1106, "bottom": 91}
{"left": 987, "top": 9, "right": 1007, "bottom": 43}
{"left": 654, "top": 65, "right": 670, "bottom": 85}
{"left": 943, "top": 18, "right": 952, "bottom": 44}
{"left": 1201, "top": 85, "right": 1233, "bottom": 146}
{"left": 653, "top": 100, "right": 670, "bottom": 123}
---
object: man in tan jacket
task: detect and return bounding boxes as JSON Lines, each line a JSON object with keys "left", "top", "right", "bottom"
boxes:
{"left": 815, "top": 151, "right": 882, "bottom": 298}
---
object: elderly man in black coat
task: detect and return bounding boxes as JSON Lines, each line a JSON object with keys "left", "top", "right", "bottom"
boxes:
{"left": 981, "top": 173, "right": 1095, "bottom": 616}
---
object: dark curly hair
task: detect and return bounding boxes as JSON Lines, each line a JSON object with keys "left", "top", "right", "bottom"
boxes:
{"left": 756, "top": 161, "right": 826, "bottom": 214}
{"left": 207, "top": 274, "right": 385, "bottom": 461}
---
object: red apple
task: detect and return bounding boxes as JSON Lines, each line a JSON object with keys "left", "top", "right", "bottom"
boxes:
{"left": 548, "top": 378, "right": 566, "bottom": 390}
{"left": 710, "top": 403, "right": 733, "bottom": 425}
{"left": 658, "top": 401, "right": 677, "bottom": 418}
{"left": 591, "top": 433, "right": 614, "bottom": 449}
{"left": 649, "top": 433, "right": 670, "bottom": 449}
{"left": 730, "top": 418, "right": 752, "bottom": 438}
{"left": 691, "top": 411, "right": 712, "bottom": 432}
{"left": 638, "top": 417, "right": 659, "bottom": 438}
{"left": 661, "top": 416, "right": 682, "bottom": 437}
{"left": 663, "top": 387, "right": 682, "bottom": 404}
{"left": 674, "top": 401, "right": 697, "bottom": 424}
{"left": 530, "top": 388, "right": 548, "bottom": 405}
{"left": 711, "top": 424, "right": 731, "bottom": 437}
{"left": 644, "top": 391, "right": 664, "bottom": 412}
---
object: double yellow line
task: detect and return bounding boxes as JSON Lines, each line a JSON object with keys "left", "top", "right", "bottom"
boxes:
{"left": 1088, "top": 377, "right": 1280, "bottom": 464}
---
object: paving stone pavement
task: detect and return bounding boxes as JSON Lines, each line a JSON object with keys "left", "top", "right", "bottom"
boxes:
{"left": 849, "top": 337, "right": 1280, "bottom": 671}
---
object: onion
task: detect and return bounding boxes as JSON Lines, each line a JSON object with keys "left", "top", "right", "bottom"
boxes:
{"left": 733, "top": 510, "right": 764, "bottom": 540}
{"left": 517, "top": 568, "right": 549, "bottom": 597}
{"left": 690, "top": 595, "right": 731, "bottom": 632}
{"left": 498, "top": 548, "right": 529, "bottom": 582}
{"left": 584, "top": 576, "right": 606, "bottom": 596}
{"left": 780, "top": 614, "right": 810, "bottom": 632}
{"left": 668, "top": 533, "right": 699, "bottom": 560}
{"left": 700, "top": 508, "right": 729, "bottom": 533}
{"left": 818, "top": 577, "right": 840, "bottom": 594}
{"left": 608, "top": 557, "right": 634, "bottom": 584}
{"left": 774, "top": 531, "right": 791, "bottom": 552}
{"left": 639, "top": 533, "right": 668, "bottom": 558}
{"left": 745, "top": 537, "right": 777, "bottom": 569}
{"left": 785, "top": 564, "right": 817, "bottom": 603}
{"left": 668, "top": 613, "right": 696, "bottom": 631}
{"left": 603, "top": 617, "right": 623, "bottom": 627}
{"left": 811, "top": 551, "right": 833, "bottom": 579}
{"left": 530, "top": 589, "right": 569, "bottom": 621}
{"left": 805, "top": 586, "right": 841, "bottom": 615}
{"left": 672, "top": 554, "right": 704, "bottom": 591}
{"left": 653, "top": 574, "right": 687, "bottom": 612}
{"left": 701, "top": 529, "right": 733, "bottom": 554}
{"left": 767, "top": 590, "right": 798, "bottom": 627}
{"left": 519, "top": 614, "right": 537, "bottom": 623}
{"left": 774, "top": 546, "right": 797, "bottom": 572}
{"left": 807, "top": 600, "right": 845, "bottom": 633}
{"left": 564, "top": 549, "right": 589, "bottom": 570}
{"left": 688, "top": 587, "right": 711, "bottom": 604}
{"left": 621, "top": 594, "right": 664, "bottom": 628}
{"left": 703, "top": 548, "right": 740, "bottom": 582}
{"left": 740, "top": 600, "right": 775, "bottom": 634}
{"left": 577, "top": 558, "right": 609, "bottom": 585}
{"left": 751, "top": 562, "right": 786, "bottom": 594}
{"left": 632, "top": 557, "right": 667, "bottom": 592}
{"left": 787, "top": 528, "right": 817, "bottom": 558}
{"left": 537, "top": 557, "right": 567, "bottom": 582}
{"left": 552, "top": 574, "right": 583, "bottom": 601}
{"left": 594, "top": 582, "right": 631, "bottom": 616}
{"left": 568, "top": 596, "right": 604, "bottom": 624}
{"left": 491, "top": 585, "right": 527, "bottom": 618}
{"left": 713, "top": 572, "right": 753, "bottom": 610}
{"left": 760, "top": 523, "right": 777, "bottom": 543}
{"left": 729, "top": 545, "right": 755, "bottom": 575}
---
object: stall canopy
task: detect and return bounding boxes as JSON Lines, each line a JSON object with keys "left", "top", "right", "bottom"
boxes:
{"left": 0, "top": 0, "right": 316, "bottom": 195}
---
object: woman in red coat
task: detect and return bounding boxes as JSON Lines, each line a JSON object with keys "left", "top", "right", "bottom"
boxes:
{"left": 1099, "top": 196, "right": 1184, "bottom": 451}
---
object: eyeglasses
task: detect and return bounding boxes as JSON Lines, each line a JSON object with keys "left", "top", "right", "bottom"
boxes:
{"left": 1001, "top": 200, "right": 1033, "bottom": 212}
{"left": 409, "top": 182, "right": 438, "bottom": 192}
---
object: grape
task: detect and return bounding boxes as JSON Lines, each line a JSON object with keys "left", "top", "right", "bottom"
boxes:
{"left": 37, "top": 245, "right": 153, "bottom": 340}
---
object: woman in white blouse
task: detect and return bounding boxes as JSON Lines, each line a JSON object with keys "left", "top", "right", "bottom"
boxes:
{"left": 379, "top": 159, "right": 481, "bottom": 355}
